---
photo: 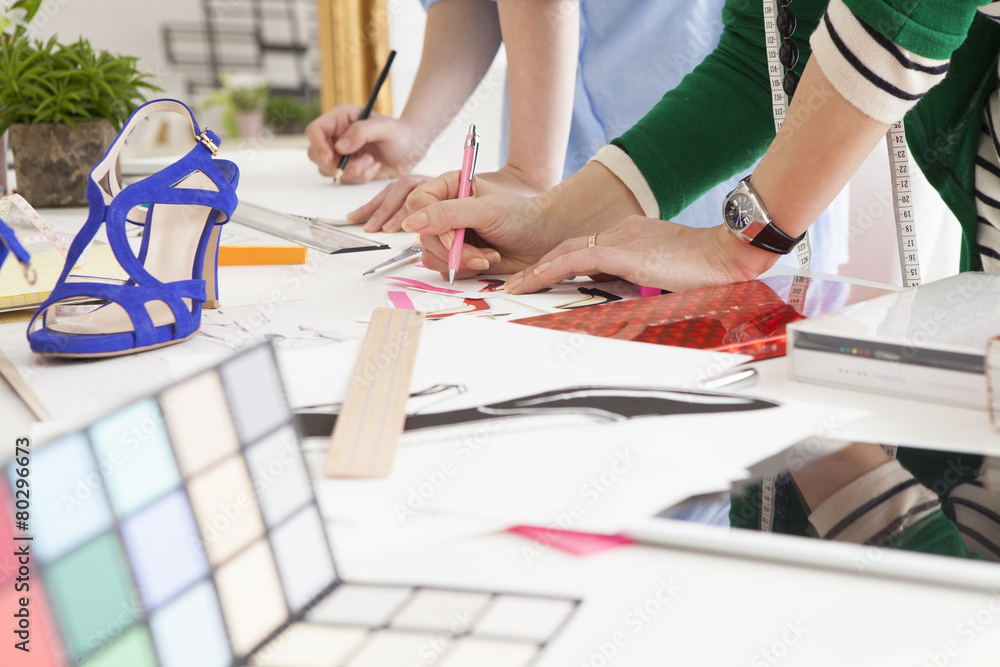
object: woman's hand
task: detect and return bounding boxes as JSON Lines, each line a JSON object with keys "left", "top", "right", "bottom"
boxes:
{"left": 503, "top": 216, "right": 781, "bottom": 294}
{"left": 305, "top": 106, "right": 425, "bottom": 183}
{"left": 349, "top": 175, "right": 434, "bottom": 233}
{"left": 400, "top": 171, "right": 564, "bottom": 278}
{"left": 349, "top": 165, "right": 550, "bottom": 233}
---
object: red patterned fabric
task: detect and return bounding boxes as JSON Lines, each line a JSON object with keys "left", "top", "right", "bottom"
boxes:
{"left": 517, "top": 276, "right": 893, "bottom": 360}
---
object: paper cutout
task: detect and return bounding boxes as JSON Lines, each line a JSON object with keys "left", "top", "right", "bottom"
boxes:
{"left": 554, "top": 287, "right": 623, "bottom": 310}
{"left": 387, "top": 291, "right": 415, "bottom": 310}
{"left": 508, "top": 526, "right": 633, "bottom": 555}
{"left": 388, "top": 276, "right": 463, "bottom": 295}
{"left": 503, "top": 280, "right": 640, "bottom": 314}
{"left": 426, "top": 298, "right": 490, "bottom": 320}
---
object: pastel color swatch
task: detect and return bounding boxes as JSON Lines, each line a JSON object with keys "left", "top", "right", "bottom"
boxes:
{"left": 3, "top": 343, "right": 580, "bottom": 667}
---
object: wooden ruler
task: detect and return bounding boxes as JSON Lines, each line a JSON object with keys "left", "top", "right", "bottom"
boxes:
{"left": 0, "top": 349, "right": 52, "bottom": 421}
{"left": 323, "top": 307, "right": 424, "bottom": 478}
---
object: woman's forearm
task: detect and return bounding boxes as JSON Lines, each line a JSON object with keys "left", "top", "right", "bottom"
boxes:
{"left": 497, "top": 0, "right": 579, "bottom": 192}
{"left": 749, "top": 59, "right": 889, "bottom": 238}
{"left": 400, "top": 0, "right": 503, "bottom": 149}
{"left": 532, "top": 161, "right": 644, "bottom": 246}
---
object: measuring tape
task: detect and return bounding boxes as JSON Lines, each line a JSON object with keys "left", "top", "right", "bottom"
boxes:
{"left": 886, "top": 121, "right": 921, "bottom": 287}
{"left": 0, "top": 194, "right": 74, "bottom": 260}
{"left": 0, "top": 194, "right": 105, "bottom": 316}
{"left": 761, "top": 1, "right": 921, "bottom": 284}
{"left": 762, "top": 0, "right": 812, "bottom": 271}
{"left": 324, "top": 307, "right": 425, "bottom": 478}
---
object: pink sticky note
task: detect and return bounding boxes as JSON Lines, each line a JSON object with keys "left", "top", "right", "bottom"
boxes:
{"left": 388, "top": 276, "right": 463, "bottom": 295}
{"left": 388, "top": 291, "right": 416, "bottom": 309}
{"left": 637, "top": 285, "right": 661, "bottom": 298}
{"left": 509, "top": 525, "right": 632, "bottom": 556}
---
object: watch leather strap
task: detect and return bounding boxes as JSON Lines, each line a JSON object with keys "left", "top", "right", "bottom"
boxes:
{"left": 749, "top": 220, "right": 806, "bottom": 255}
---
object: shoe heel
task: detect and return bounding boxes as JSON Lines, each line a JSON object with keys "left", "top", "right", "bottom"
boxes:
{"left": 203, "top": 224, "right": 222, "bottom": 309}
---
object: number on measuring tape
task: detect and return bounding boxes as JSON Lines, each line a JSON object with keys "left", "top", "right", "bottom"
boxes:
{"left": 760, "top": 0, "right": 809, "bottom": 268}
{"left": 885, "top": 121, "right": 921, "bottom": 288}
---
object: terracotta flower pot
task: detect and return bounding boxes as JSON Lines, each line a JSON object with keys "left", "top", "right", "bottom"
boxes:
{"left": 235, "top": 110, "right": 265, "bottom": 139}
{"left": 8, "top": 120, "right": 116, "bottom": 207}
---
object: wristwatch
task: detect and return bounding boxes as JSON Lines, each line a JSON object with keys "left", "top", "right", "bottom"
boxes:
{"left": 722, "top": 177, "right": 805, "bottom": 255}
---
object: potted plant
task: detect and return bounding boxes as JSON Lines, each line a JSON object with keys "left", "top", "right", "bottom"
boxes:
{"left": 0, "top": 2, "right": 160, "bottom": 207}
{"left": 0, "top": 0, "right": 33, "bottom": 196}
{"left": 265, "top": 94, "right": 320, "bottom": 136}
{"left": 204, "top": 73, "right": 271, "bottom": 139}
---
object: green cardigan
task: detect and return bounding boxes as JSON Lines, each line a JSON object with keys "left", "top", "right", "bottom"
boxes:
{"left": 612, "top": 0, "right": 1000, "bottom": 271}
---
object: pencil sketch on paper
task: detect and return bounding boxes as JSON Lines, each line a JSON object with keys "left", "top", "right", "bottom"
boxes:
{"left": 296, "top": 385, "right": 779, "bottom": 438}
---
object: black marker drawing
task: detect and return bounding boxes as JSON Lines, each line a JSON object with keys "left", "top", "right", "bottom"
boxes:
{"left": 297, "top": 385, "right": 778, "bottom": 438}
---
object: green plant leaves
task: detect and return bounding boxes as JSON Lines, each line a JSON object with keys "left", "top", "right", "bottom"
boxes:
{"left": 0, "top": 36, "right": 162, "bottom": 134}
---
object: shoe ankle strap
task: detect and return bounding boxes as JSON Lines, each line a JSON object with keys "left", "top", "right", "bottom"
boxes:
{"left": 93, "top": 99, "right": 223, "bottom": 204}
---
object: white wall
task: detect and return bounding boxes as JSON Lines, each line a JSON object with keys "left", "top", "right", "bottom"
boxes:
{"left": 841, "top": 143, "right": 961, "bottom": 286}
{"left": 27, "top": 0, "right": 205, "bottom": 100}
{"left": 27, "top": 0, "right": 506, "bottom": 170}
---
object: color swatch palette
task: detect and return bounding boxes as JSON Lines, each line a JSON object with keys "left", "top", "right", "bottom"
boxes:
{"left": 2, "top": 344, "right": 578, "bottom": 667}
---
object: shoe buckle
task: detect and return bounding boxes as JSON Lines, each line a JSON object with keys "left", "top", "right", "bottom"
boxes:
{"left": 21, "top": 262, "right": 37, "bottom": 285}
{"left": 196, "top": 128, "right": 219, "bottom": 156}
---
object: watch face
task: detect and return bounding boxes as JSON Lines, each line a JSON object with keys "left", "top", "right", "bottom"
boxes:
{"left": 725, "top": 193, "right": 755, "bottom": 231}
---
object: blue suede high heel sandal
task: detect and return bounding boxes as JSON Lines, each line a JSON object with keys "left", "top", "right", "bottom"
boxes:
{"left": 27, "top": 99, "right": 239, "bottom": 358}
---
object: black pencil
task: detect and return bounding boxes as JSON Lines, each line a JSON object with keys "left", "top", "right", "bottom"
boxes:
{"left": 334, "top": 49, "right": 397, "bottom": 182}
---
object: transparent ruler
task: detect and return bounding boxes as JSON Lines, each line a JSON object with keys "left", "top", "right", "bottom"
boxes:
{"left": 231, "top": 201, "right": 389, "bottom": 254}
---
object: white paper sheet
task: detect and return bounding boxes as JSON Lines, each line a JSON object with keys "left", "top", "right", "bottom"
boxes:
{"left": 282, "top": 318, "right": 866, "bottom": 532}
{"left": 278, "top": 317, "right": 752, "bottom": 411}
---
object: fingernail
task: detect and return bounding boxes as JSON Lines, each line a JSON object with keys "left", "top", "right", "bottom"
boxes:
{"left": 347, "top": 208, "right": 363, "bottom": 221}
{"left": 335, "top": 138, "right": 350, "bottom": 152}
{"left": 401, "top": 212, "right": 427, "bottom": 232}
{"left": 442, "top": 231, "right": 455, "bottom": 248}
{"left": 533, "top": 262, "right": 551, "bottom": 275}
{"left": 505, "top": 275, "right": 523, "bottom": 292}
{"left": 485, "top": 250, "right": 501, "bottom": 263}
{"left": 470, "top": 258, "right": 489, "bottom": 271}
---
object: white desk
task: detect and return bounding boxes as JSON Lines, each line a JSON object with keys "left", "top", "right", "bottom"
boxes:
{"left": 3, "top": 147, "right": 1000, "bottom": 665}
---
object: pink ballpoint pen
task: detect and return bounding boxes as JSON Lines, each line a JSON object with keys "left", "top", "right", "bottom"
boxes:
{"left": 448, "top": 124, "right": 480, "bottom": 284}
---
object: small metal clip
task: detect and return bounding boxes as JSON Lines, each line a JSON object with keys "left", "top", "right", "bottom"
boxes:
{"left": 196, "top": 128, "right": 219, "bottom": 156}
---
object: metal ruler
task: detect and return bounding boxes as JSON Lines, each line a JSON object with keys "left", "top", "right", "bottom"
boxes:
{"left": 886, "top": 120, "right": 921, "bottom": 287}
{"left": 231, "top": 201, "right": 389, "bottom": 254}
{"left": 324, "top": 307, "right": 425, "bottom": 478}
